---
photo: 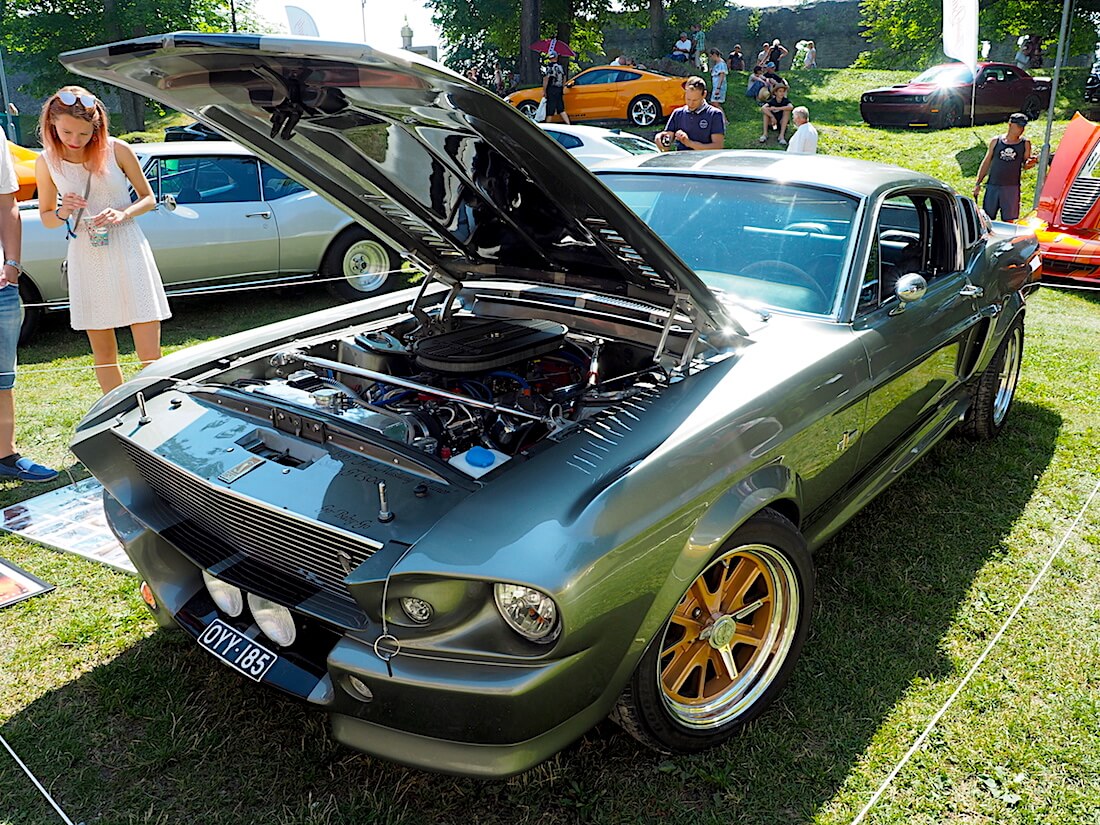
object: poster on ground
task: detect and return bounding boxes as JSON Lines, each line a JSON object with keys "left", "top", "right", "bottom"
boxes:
{"left": 0, "top": 477, "right": 135, "bottom": 574}
{"left": 0, "top": 557, "right": 54, "bottom": 609}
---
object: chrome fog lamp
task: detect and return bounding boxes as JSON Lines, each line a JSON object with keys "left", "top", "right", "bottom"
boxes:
{"left": 202, "top": 570, "right": 243, "bottom": 617}
{"left": 400, "top": 597, "right": 434, "bottom": 624}
{"left": 494, "top": 583, "right": 560, "bottom": 643}
{"left": 247, "top": 593, "right": 297, "bottom": 647}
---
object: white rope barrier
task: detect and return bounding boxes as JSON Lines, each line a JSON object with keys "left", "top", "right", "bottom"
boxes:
{"left": 0, "top": 732, "right": 77, "bottom": 825}
{"left": 17, "top": 268, "right": 409, "bottom": 309}
{"left": 850, "top": 476, "right": 1100, "bottom": 825}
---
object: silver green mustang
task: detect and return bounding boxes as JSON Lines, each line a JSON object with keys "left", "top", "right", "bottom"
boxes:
{"left": 65, "top": 34, "right": 1040, "bottom": 779}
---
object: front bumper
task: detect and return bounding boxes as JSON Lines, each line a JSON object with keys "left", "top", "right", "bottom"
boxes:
{"left": 110, "top": 497, "right": 618, "bottom": 778}
{"left": 860, "top": 101, "right": 937, "bottom": 126}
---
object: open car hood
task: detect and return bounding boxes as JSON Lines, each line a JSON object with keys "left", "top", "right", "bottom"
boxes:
{"left": 61, "top": 32, "right": 739, "bottom": 335}
{"left": 1036, "top": 113, "right": 1100, "bottom": 231}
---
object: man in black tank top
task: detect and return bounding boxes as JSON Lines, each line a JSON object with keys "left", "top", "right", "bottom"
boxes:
{"left": 973, "top": 113, "right": 1036, "bottom": 221}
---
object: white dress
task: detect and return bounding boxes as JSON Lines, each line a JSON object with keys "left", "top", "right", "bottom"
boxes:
{"left": 47, "top": 139, "right": 171, "bottom": 331}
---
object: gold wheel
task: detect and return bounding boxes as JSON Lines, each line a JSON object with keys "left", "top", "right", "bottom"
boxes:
{"left": 658, "top": 544, "right": 799, "bottom": 729}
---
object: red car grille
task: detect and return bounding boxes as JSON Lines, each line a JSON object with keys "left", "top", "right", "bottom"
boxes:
{"left": 1060, "top": 178, "right": 1100, "bottom": 225}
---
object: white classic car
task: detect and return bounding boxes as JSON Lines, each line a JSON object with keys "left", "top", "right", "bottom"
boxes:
{"left": 15, "top": 141, "right": 406, "bottom": 343}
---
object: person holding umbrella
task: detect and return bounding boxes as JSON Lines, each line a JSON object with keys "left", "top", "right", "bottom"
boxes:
{"left": 542, "top": 51, "right": 570, "bottom": 124}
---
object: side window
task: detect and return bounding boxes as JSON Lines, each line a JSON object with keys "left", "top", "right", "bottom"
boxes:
{"left": 261, "top": 163, "right": 307, "bottom": 200}
{"left": 157, "top": 157, "right": 261, "bottom": 204}
{"left": 614, "top": 71, "right": 642, "bottom": 83}
{"left": 865, "top": 194, "right": 925, "bottom": 310}
{"left": 545, "top": 130, "right": 583, "bottom": 150}
{"left": 573, "top": 69, "right": 617, "bottom": 86}
{"left": 956, "top": 195, "right": 983, "bottom": 248}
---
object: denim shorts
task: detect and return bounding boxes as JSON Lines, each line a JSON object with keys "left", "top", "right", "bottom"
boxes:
{"left": 0, "top": 283, "right": 23, "bottom": 391}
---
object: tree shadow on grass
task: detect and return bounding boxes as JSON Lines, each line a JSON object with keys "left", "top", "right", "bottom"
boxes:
{"left": 956, "top": 136, "right": 992, "bottom": 178}
{"left": 0, "top": 401, "right": 1060, "bottom": 825}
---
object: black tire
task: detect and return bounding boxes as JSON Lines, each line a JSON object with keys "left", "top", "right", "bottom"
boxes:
{"left": 940, "top": 99, "right": 964, "bottom": 129}
{"left": 959, "top": 315, "right": 1024, "bottom": 440}
{"left": 612, "top": 509, "right": 814, "bottom": 754}
{"left": 17, "top": 277, "right": 43, "bottom": 347}
{"left": 1022, "top": 95, "right": 1042, "bottom": 121}
{"left": 517, "top": 99, "right": 539, "bottom": 119}
{"left": 628, "top": 95, "right": 662, "bottom": 128}
{"left": 322, "top": 227, "right": 405, "bottom": 303}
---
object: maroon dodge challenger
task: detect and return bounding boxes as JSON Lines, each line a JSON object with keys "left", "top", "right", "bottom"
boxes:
{"left": 861, "top": 62, "right": 1051, "bottom": 129}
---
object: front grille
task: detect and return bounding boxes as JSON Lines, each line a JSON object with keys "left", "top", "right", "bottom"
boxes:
{"left": 1042, "top": 258, "right": 1098, "bottom": 276}
{"left": 1060, "top": 178, "right": 1100, "bottom": 225}
{"left": 121, "top": 437, "right": 378, "bottom": 627}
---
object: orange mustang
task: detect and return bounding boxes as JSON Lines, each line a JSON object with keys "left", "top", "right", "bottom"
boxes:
{"left": 506, "top": 65, "right": 687, "bottom": 128}
{"left": 6, "top": 142, "right": 38, "bottom": 201}
{"left": 1020, "top": 113, "right": 1100, "bottom": 286}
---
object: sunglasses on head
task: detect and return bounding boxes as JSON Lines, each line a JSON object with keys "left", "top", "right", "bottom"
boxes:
{"left": 56, "top": 90, "right": 97, "bottom": 108}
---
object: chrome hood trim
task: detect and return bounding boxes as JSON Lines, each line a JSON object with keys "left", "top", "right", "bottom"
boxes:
{"left": 61, "top": 32, "right": 742, "bottom": 336}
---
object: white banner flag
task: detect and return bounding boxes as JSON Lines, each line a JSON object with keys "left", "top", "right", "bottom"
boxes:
{"left": 286, "top": 5, "right": 320, "bottom": 37}
{"left": 943, "top": 0, "right": 978, "bottom": 72}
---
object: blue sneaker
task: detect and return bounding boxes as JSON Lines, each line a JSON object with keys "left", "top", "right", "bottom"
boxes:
{"left": 0, "top": 454, "right": 59, "bottom": 483}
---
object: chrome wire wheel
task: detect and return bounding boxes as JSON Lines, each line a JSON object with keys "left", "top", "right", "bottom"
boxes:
{"left": 993, "top": 321, "right": 1023, "bottom": 426}
{"left": 658, "top": 544, "right": 799, "bottom": 729}
{"left": 342, "top": 239, "right": 393, "bottom": 294}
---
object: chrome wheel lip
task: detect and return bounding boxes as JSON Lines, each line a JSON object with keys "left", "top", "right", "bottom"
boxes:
{"left": 657, "top": 544, "right": 800, "bottom": 730}
{"left": 342, "top": 240, "right": 391, "bottom": 293}
{"left": 992, "top": 324, "right": 1022, "bottom": 426}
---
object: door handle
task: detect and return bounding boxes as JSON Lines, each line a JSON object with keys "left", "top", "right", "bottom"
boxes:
{"left": 958, "top": 282, "right": 984, "bottom": 298}
{"left": 245, "top": 211, "right": 272, "bottom": 219}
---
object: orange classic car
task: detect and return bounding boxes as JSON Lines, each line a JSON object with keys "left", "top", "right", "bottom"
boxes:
{"left": 505, "top": 65, "right": 686, "bottom": 127}
{"left": 6, "top": 142, "right": 38, "bottom": 201}
{"left": 1020, "top": 113, "right": 1100, "bottom": 286}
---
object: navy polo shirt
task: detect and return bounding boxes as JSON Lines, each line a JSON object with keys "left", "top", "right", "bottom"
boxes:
{"left": 664, "top": 102, "right": 726, "bottom": 150}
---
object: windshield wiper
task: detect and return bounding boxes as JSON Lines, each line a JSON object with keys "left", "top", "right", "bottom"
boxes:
{"left": 711, "top": 288, "right": 771, "bottom": 321}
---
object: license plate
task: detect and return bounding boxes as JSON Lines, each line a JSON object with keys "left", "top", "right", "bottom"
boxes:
{"left": 197, "top": 619, "right": 278, "bottom": 681}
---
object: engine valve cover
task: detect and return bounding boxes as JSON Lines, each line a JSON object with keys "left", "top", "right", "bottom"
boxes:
{"left": 412, "top": 319, "right": 568, "bottom": 373}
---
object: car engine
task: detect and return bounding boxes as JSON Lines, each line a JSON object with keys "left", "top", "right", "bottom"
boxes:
{"left": 219, "top": 312, "right": 668, "bottom": 478}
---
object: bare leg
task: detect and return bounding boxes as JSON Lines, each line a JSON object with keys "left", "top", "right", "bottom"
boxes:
{"left": 778, "top": 111, "right": 791, "bottom": 140}
{"left": 86, "top": 328, "right": 123, "bottom": 394}
{"left": 560, "top": 109, "right": 571, "bottom": 125}
{"left": 131, "top": 320, "right": 163, "bottom": 368}
{"left": 761, "top": 110, "right": 774, "bottom": 138}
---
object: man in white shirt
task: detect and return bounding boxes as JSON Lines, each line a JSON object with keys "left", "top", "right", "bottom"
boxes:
{"left": 670, "top": 33, "right": 692, "bottom": 62}
{"left": 787, "top": 106, "right": 818, "bottom": 154}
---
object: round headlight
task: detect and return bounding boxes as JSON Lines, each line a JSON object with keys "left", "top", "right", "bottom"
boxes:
{"left": 246, "top": 593, "right": 297, "bottom": 647}
{"left": 494, "top": 583, "right": 560, "bottom": 643}
{"left": 400, "top": 597, "right": 434, "bottom": 624}
{"left": 202, "top": 570, "right": 243, "bottom": 617}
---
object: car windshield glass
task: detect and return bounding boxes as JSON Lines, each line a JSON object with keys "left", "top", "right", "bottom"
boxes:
{"left": 601, "top": 173, "right": 858, "bottom": 315}
{"left": 912, "top": 64, "right": 974, "bottom": 84}
{"left": 605, "top": 136, "right": 659, "bottom": 155}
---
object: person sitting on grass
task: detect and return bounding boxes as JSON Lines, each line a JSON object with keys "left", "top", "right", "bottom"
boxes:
{"left": 759, "top": 83, "right": 794, "bottom": 146}
{"left": 670, "top": 33, "right": 692, "bottom": 62}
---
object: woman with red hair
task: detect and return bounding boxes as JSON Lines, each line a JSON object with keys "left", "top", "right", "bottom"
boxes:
{"left": 35, "top": 86, "right": 170, "bottom": 393}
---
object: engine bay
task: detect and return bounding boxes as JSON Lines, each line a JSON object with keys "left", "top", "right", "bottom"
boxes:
{"left": 212, "top": 308, "right": 674, "bottom": 478}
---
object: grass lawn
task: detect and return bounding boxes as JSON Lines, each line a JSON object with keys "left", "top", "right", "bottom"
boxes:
{"left": 2, "top": 71, "right": 1100, "bottom": 825}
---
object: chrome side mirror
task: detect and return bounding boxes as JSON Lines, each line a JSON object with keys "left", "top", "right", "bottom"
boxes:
{"left": 159, "top": 193, "right": 178, "bottom": 212}
{"left": 895, "top": 273, "right": 927, "bottom": 303}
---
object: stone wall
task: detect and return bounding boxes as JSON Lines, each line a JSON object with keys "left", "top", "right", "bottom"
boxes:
{"left": 603, "top": 0, "right": 1095, "bottom": 70}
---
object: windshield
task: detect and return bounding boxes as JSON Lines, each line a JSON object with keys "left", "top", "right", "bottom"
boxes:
{"left": 600, "top": 173, "right": 859, "bottom": 315}
{"left": 911, "top": 64, "right": 974, "bottom": 85}
{"left": 605, "top": 135, "right": 659, "bottom": 155}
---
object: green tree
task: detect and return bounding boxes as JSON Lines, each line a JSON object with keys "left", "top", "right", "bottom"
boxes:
{"left": 856, "top": 0, "right": 1100, "bottom": 69}
{"left": 0, "top": 0, "right": 261, "bottom": 131}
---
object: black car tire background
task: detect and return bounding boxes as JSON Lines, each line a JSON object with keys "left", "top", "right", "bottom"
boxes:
{"left": 959, "top": 315, "right": 1024, "bottom": 440}
{"left": 939, "top": 98, "right": 964, "bottom": 129}
{"left": 322, "top": 227, "right": 404, "bottom": 303}
{"left": 611, "top": 508, "right": 814, "bottom": 754}
{"left": 628, "top": 95, "right": 662, "bottom": 128}
{"left": 17, "top": 277, "right": 43, "bottom": 347}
